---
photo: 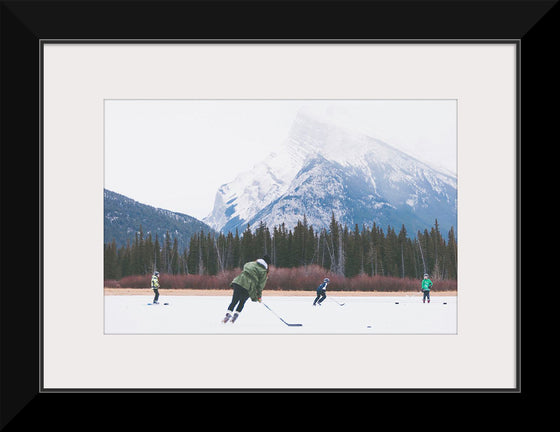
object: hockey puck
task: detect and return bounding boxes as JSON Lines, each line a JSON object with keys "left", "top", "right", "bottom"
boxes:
{"left": 394, "top": 302, "right": 399, "bottom": 304}
{"left": 367, "top": 325, "right": 372, "bottom": 328}
{"left": 443, "top": 302, "right": 447, "bottom": 305}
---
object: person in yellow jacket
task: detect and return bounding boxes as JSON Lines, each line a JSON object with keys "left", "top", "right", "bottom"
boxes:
{"left": 222, "top": 255, "right": 271, "bottom": 324}
{"left": 151, "top": 271, "right": 160, "bottom": 304}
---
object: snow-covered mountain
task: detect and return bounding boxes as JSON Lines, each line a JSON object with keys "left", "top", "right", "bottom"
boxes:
{"left": 204, "top": 110, "right": 457, "bottom": 235}
{"left": 104, "top": 189, "right": 214, "bottom": 251}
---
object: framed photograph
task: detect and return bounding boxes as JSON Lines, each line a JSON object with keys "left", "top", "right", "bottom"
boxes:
{"left": 2, "top": 0, "right": 551, "bottom": 420}
{"left": 43, "top": 40, "right": 514, "bottom": 388}
{"left": 43, "top": 41, "right": 510, "bottom": 389}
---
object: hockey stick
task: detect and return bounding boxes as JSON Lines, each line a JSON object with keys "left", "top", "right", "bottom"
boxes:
{"left": 262, "top": 302, "right": 302, "bottom": 327}
{"left": 329, "top": 297, "right": 345, "bottom": 306}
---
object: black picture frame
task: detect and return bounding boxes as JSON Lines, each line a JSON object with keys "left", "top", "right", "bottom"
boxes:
{"left": 1, "top": 0, "right": 553, "bottom": 426}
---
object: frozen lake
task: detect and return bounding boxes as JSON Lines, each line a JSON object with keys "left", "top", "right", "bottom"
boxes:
{"left": 104, "top": 294, "right": 457, "bottom": 334}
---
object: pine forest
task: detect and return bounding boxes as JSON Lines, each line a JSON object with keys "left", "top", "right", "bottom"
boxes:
{"left": 104, "top": 213, "right": 457, "bottom": 291}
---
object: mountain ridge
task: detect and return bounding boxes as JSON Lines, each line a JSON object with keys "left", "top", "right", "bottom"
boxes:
{"left": 104, "top": 189, "right": 214, "bottom": 250}
{"left": 205, "top": 111, "right": 457, "bottom": 235}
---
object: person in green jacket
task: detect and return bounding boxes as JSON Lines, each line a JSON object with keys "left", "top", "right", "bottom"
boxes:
{"left": 222, "top": 254, "right": 271, "bottom": 324}
{"left": 421, "top": 273, "right": 433, "bottom": 303}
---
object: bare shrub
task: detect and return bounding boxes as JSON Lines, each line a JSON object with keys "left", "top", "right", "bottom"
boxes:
{"left": 107, "top": 265, "right": 457, "bottom": 292}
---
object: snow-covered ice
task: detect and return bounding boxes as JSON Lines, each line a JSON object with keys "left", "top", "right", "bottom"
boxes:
{"left": 104, "top": 295, "right": 457, "bottom": 334}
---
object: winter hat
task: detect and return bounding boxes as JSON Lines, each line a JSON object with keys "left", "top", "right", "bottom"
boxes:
{"left": 262, "top": 254, "right": 271, "bottom": 265}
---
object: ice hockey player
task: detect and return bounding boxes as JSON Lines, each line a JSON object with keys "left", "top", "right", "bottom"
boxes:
{"left": 151, "top": 271, "right": 160, "bottom": 304}
{"left": 222, "top": 254, "right": 271, "bottom": 323}
{"left": 421, "top": 273, "right": 433, "bottom": 303}
{"left": 313, "top": 278, "right": 330, "bottom": 306}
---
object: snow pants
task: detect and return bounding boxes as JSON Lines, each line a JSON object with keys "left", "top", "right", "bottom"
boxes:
{"left": 228, "top": 283, "right": 250, "bottom": 313}
{"left": 422, "top": 290, "right": 430, "bottom": 303}
{"left": 152, "top": 288, "right": 159, "bottom": 303}
{"left": 313, "top": 290, "right": 326, "bottom": 305}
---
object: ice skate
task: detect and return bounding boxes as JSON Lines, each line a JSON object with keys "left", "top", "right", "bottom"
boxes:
{"left": 222, "top": 312, "right": 232, "bottom": 323}
{"left": 230, "top": 312, "right": 240, "bottom": 323}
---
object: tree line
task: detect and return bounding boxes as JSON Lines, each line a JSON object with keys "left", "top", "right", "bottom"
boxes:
{"left": 104, "top": 213, "right": 457, "bottom": 281}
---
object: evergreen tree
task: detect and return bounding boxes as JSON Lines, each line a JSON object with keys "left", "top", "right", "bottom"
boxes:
{"left": 345, "top": 224, "right": 363, "bottom": 277}
{"left": 163, "top": 230, "right": 172, "bottom": 273}
{"left": 104, "top": 239, "right": 119, "bottom": 280}
{"left": 119, "top": 240, "right": 131, "bottom": 277}
{"left": 240, "top": 224, "right": 254, "bottom": 264}
{"left": 104, "top": 215, "right": 458, "bottom": 282}
{"left": 397, "top": 224, "right": 415, "bottom": 278}
{"left": 326, "top": 212, "right": 345, "bottom": 275}
{"left": 186, "top": 232, "right": 200, "bottom": 275}
{"left": 153, "top": 234, "right": 161, "bottom": 273}
{"left": 208, "top": 232, "right": 220, "bottom": 275}
{"left": 171, "top": 237, "right": 179, "bottom": 275}
{"left": 254, "top": 221, "right": 270, "bottom": 259}
{"left": 293, "top": 219, "right": 306, "bottom": 267}
{"left": 446, "top": 226, "right": 458, "bottom": 280}
{"left": 215, "top": 232, "right": 227, "bottom": 273}
{"left": 274, "top": 223, "right": 290, "bottom": 268}
{"left": 230, "top": 230, "right": 241, "bottom": 269}
{"left": 145, "top": 233, "right": 154, "bottom": 273}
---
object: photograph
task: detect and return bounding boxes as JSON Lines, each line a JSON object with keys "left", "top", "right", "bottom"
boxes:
{"left": 103, "top": 99, "right": 458, "bottom": 334}
{"left": 38, "top": 40, "right": 520, "bottom": 391}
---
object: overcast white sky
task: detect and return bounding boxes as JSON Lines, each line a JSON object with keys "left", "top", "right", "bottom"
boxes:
{"left": 104, "top": 99, "right": 456, "bottom": 220}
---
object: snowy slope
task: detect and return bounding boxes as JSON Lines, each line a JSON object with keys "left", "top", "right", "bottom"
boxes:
{"left": 204, "top": 110, "right": 457, "bottom": 234}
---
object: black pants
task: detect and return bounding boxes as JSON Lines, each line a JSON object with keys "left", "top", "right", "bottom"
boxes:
{"left": 313, "top": 290, "right": 326, "bottom": 305}
{"left": 152, "top": 288, "right": 159, "bottom": 303}
{"left": 422, "top": 290, "right": 430, "bottom": 302}
{"left": 228, "top": 283, "right": 250, "bottom": 313}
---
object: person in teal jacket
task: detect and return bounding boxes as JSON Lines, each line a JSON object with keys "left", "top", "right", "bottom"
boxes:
{"left": 222, "top": 255, "right": 271, "bottom": 324}
{"left": 421, "top": 273, "right": 433, "bottom": 303}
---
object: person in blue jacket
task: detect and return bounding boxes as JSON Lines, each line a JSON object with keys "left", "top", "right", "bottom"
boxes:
{"left": 313, "top": 278, "right": 330, "bottom": 306}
